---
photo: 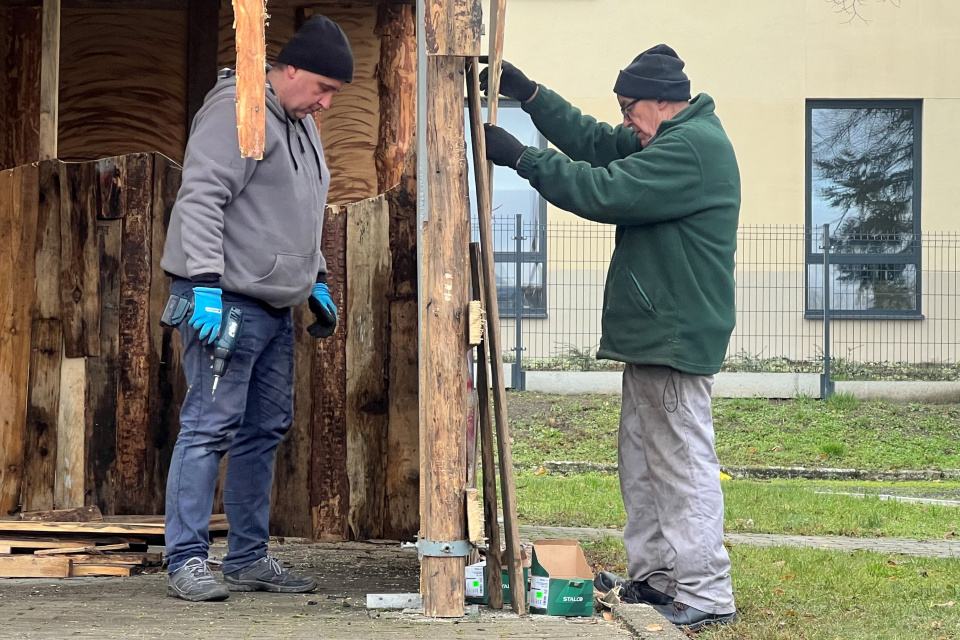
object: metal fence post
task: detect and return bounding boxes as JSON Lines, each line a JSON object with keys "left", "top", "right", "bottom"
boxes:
{"left": 513, "top": 213, "right": 526, "bottom": 390}
{"left": 821, "top": 223, "right": 835, "bottom": 399}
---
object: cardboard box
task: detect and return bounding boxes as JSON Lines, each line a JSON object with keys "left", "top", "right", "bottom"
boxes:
{"left": 465, "top": 549, "right": 530, "bottom": 605}
{"left": 527, "top": 539, "right": 594, "bottom": 617}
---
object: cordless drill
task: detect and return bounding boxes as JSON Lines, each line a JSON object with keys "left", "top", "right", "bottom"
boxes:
{"left": 160, "top": 294, "right": 244, "bottom": 394}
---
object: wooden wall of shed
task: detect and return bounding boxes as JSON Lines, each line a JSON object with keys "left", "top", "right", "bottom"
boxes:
{"left": 0, "top": 7, "right": 41, "bottom": 171}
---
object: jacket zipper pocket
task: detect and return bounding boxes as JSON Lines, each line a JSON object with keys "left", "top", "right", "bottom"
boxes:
{"left": 629, "top": 271, "right": 655, "bottom": 312}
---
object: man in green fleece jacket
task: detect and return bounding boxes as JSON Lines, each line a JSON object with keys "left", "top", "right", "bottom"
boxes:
{"left": 482, "top": 45, "right": 739, "bottom": 631}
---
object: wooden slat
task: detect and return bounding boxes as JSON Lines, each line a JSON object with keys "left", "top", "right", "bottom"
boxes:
{"left": 84, "top": 219, "right": 120, "bottom": 514}
{"left": 0, "top": 546, "right": 11, "bottom": 554}
{"left": 20, "top": 505, "right": 102, "bottom": 522}
{"left": 148, "top": 153, "right": 184, "bottom": 515}
{"left": 233, "top": 0, "right": 266, "bottom": 159}
{"left": 312, "top": 205, "right": 350, "bottom": 542}
{"left": 345, "top": 196, "right": 391, "bottom": 540}
{"left": 69, "top": 564, "right": 133, "bottom": 577}
{"left": 64, "top": 553, "right": 152, "bottom": 566}
{"left": 0, "top": 536, "right": 143, "bottom": 549}
{"left": 59, "top": 161, "right": 100, "bottom": 357}
{"left": 38, "top": 0, "right": 58, "bottom": 160}
{"left": 0, "top": 555, "right": 70, "bottom": 577}
{"left": 374, "top": 3, "right": 416, "bottom": 193}
{"left": 466, "top": 58, "right": 525, "bottom": 615}
{"left": 34, "top": 542, "right": 127, "bottom": 555}
{"left": 0, "top": 8, "right": 41, "bottom": 170}
{"left": 115, "top": 153, "right": 154, "bottom": 514}
{"left": 0, "top": 515, "right": 224, "bottom": 536}
{"left": 470, "top": 242, "right": 502, "bottom": 609}
{"left": 0, "top": 165, "right": 40, "bottom": 516}
{"left": 484, "top": 0, "right": 507, "bottom": 204}
{"left": 23, "top": 161, "right": 63, "bottom": 512}
{"left": 420, "top": 55, "right": 469, "bottom": 618}
{"left": 424, "top": 0, "right": 481, "bottom": 56}
{"left": 55, "top": 355, "right": 85, "bottom": 509}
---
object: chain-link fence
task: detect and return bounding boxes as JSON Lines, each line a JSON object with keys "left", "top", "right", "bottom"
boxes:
{"left": 489, "top": 221, "right": 960, "bottom": 386}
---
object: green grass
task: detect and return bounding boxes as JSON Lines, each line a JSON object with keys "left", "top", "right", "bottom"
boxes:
{"left": 515, "top": 473, "right": 960, "bottom": 538}
{"left": 582, "top": 536, "right": 960, "bottom": 640}
{"left": 506, "top": 392, "right": 960, "bottom": 471}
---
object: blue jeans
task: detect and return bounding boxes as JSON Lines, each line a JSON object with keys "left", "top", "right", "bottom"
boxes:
{"left": 165, "top": 279, "right": 294, "bottom": 574}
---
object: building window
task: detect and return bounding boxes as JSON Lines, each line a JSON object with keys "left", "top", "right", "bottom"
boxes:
{"left": 465, "top": 102, "right": 547, "bottom": 318}
{"left": 805, "top": 100, "right": 922, "bottom": 317}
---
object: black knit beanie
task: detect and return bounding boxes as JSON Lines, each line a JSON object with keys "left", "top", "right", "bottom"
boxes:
{"left": 613, "top": 44, "right": 691, "bottom": 102}
{"left": 277, "top": 15, "right": 354, "bottom": 83}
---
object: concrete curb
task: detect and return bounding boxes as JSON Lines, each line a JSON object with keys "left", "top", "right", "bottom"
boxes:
{"left": 612, "top": 604, "right": 686, "bottom": 640}
{"left": 541, "top": 461, "right": 960, "bottom": 483}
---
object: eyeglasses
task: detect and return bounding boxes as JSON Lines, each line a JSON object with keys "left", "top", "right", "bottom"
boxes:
{"left": 620, "top": 98, "right": 641, "bottom": 118}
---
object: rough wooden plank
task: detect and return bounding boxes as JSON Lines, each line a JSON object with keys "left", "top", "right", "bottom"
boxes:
{"left": 115, "top": 153, "right": 154, "bottom": 514}
{"left": 271, "top": 303, "right": 313, "bottom": 538}
{"left": 59, "top": 160, "right": 100, "bottom": 357}
{"left": 84, "top": 219, "right": 120, "bottom": 515}
{"left": 374, "top": 3, "right": 415, "bottom": 193}
{"left": 38, "top": 0, "right": 58, "bottom": 159}
{"left": 470, "top": 242, "right": 502, "bottom": 609}
{"left": 424, "top": 0, "right": 481, "bottom": 56}
{"left": 0, "top": 555, "right": 70, "bottom": 577}
{"left": 0, "top": 535, "right": 145, "bottom": 548}
{"left": 148, "top": 153, "right": 184, "bottom": 515}
{"left": 96, "top": 156, "right": 123, "bottom": 220}
{"left": 345, "top": 196, "right": 391, "bottom": 540}
{"left": 312, "top": 205, "right": 349, "bottom": 542}
{"left": 0, "top": 546, "right": 11, "bottom": 554}
{"left": 22, "top": 161, "right": 63, "bottom": 512}
{"left": 465, "top": 488, "right": 483, "bottom": 543}
{"left": 217, "top": 0, "right": 294, "bottom": 70}
{"left": 34, "top": 542, "right": 127, "bottom": 555}
{"left": 0, "top": 8, "right": 41, "bottom": 170}
{"left": 0, "top": 521, "right": 162, "bottom": 535}
{"left": 69, "top": 564, "right": 134, "bottom": 577}
{"left": 20, "top": 505, "right": 102, "bottom": 522}
{"left": 233, "top": 0, "right": 266, "bottom": 159}
{"left": 384, "top": 299, "right": 419, "bottom": 540}
{"left": 467, "top": 60, "right": 524, "bottom": 614}
{"left": 0, "top": 165, "right": 40, "bottom": 516}
{"left": 420, "top": 55, "right": 469, "bottom": 618}
{"left": 55, "top": 356, "right": 85, "bottom": 508}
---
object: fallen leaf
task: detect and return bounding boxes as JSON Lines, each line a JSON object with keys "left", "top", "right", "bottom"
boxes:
{"left": 748, "top": 447, "right": 758, "bottom": 455}
{"left": 773, "top": 561, "right": 786, "bottom": 567}
{"left": 646, "top": 624, "right": 664, "bottom": 632}
{"left": 779, "top": 574, "right": 795, "bottom": 581}
{"left": 931, "top": 621, "right": 943, "bottom": 629}
{"left": 944, "top": 532, "right": 956, "bottom": 539}
{"left": 602, "top": 612, "right": 613, "bottom": 621}
{"left": 932, "top": 601, "right": 955, "bottom": 608}
{"left": 773, "top": 589, "right": 785, "bottom": 595}
{"left": 887, "top": 560, "right": 899, "bottom": 567}
{"left": 888, "top": 576, "right": 899, "bottom": 580}
{"left": 786, "top": 610, "right": 798, "bottom": 616}
{"left": 535, "top": 466, "right": 547, "bottom": 475}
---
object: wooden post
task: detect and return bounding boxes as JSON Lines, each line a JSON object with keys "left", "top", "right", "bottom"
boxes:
{"left": 466, "top": 58, "right": 525, "bottom": 615}
{"left": 38, "top": 0, "right": 59, "bottom": 161}
{"left": 419, "top": 55, "right": 470, "bottom": 618}
{"left": 375, "top": 3, "right": 416, "bottom": 193}
{"left": 233, "top": 0, "right": 266, "bottom": 159}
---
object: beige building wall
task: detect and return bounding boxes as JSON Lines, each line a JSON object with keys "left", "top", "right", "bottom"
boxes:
{"left": 490, "top": 0, "right": 960, "bottom": 366}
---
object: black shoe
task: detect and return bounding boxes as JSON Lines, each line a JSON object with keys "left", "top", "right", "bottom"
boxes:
{"left": 594, "top": 571, "right": 674, "bottom": 606}
{"left": 651, "top": 601, "right": 738, "bottom": 631}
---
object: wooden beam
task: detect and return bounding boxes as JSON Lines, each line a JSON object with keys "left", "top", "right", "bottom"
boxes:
{"left": 59, "top": 161, "right": 100, "bottom": 357}
{"left": 38, "top": 0, "right": 58, "bottom": 160}
{"left": 345, "top": 196, "right": 391, "bottom": 540}
{"left": 424, "top": 0, "right": 481, "bottom": 56}
{"left": 234, "top": 0, "right": 266, "bottom": 159}
{"left": 20, "top": 505, "right": 102, "bottom": 522}
{"left": 374, "top": 3, "right": 416, "bottom": 193}
{"left": 419, "top": 54, "right": 469, "bottom": 619}
{"left": 0, "top": 514, "right": 225, "bottom": 536}
{"left": 186, "top": 0, "right": 220, "bottom": 130}
{"left": 0, "top": 555, "right": 71, "bottom": 577}
{"left": 466, "top": 58, "right": 525, "bottom": 615}
{"left": 0, "top": 0, "right": 186, "bottom": 8}
{"left": 0, "top": 165, "right": 40, "bottom": 517}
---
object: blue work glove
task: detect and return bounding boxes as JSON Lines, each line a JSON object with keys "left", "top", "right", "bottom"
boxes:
{"left": 189, "top": 287, "right": 223, "bottom": 344}
{"left": 308, "top": 283, "right": 338, "bottom": 339}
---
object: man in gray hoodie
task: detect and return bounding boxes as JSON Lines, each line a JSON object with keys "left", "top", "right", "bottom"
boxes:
{"left": 160, "top": 15, "right": 352, "bottom": 602}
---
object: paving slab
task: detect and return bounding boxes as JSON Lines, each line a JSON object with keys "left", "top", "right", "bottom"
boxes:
{"left": 0, "top": 540, "right": 633, "bottom": 640}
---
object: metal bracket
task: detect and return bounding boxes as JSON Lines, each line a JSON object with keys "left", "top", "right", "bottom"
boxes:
{"left": 401, "top": 536, "right": 473, "bottom": 559}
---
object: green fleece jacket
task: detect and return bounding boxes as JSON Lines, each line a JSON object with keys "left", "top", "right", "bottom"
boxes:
{"left": 517, "top": 87, "right": 740, "bottom": 375}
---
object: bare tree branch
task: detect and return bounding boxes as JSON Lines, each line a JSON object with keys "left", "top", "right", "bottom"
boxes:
{"left": 827, "top": 0, "right": 901, "bottom": 25}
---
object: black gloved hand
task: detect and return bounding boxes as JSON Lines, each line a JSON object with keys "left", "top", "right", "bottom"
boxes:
{"left": 484, "top": 123, "right": 528, "bottom": 169}
{"left": 307, "top": 283, "right": 338, "bottom": 339}
{"left": 478, "top": 58, "right": 537, "bottom": 103}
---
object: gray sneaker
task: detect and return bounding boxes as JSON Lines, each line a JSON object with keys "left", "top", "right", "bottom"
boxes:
{"left": 224, "top": 556, "right": 317, "bottom": 593}
{"left": 167, "top": 557, "right": 230, "bottom": 602}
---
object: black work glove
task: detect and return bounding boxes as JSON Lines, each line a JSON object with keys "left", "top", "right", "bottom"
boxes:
{"left": 478, "top": 58, "right": 537, "bottom": 103}
{"left": 484, "top": 124, "right": 528, "bottom": 169}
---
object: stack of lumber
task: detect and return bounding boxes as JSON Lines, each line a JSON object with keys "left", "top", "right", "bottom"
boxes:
{"left": 0, "top": 506, "right": 228, "bottom": 578}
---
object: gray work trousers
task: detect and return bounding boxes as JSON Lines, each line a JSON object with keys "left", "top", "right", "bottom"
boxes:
{"left": 619, "top": 364, "right": 735, "bottom": 615}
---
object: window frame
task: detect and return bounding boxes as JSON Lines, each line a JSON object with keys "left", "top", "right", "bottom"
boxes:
{"left": 804, "top": 98, "right": 923, "bottom": 319}
{"left": 466, "top": 99, "right": 549, "bottom": 319}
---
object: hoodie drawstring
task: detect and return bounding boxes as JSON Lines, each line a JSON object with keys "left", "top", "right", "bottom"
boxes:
{"left": 298, "top": 120, "right": 324, "bottom": 184}
{"left": 285, "top": 119, "right": 299, "bottom": 172}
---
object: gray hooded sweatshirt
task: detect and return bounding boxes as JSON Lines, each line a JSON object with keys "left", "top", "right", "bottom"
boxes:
{"left": 161, "top": 69, "right": 330, "bottom": 309}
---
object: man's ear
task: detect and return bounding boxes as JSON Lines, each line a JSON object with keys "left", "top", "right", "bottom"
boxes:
{"left": 286, "top": 65, "right": 299, "bottom": 80}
